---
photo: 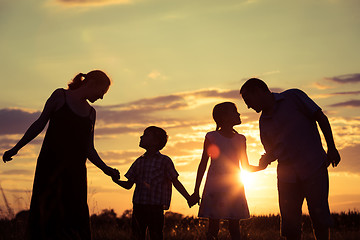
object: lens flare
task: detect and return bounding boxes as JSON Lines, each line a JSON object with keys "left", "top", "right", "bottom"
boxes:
{"left": 207, "top": 144, "right": 220, "bottom": 158}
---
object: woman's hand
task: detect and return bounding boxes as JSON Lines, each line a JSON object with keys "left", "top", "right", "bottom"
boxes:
{"left": 3, "top": 148, "right": 18, "bottom": 163}
{"left": 104, "top": 166, "right": 120, "bottom": 180}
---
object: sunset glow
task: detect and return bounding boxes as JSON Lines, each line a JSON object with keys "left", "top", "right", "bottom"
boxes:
{"left": 1, "top": 0, "right": 359, "bottom": 219}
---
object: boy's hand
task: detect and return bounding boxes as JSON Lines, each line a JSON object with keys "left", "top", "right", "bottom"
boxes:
{"left": 106, "top": 167, "right": 120, "bottom": 180}
{"left": 187, "top": 193, "right": 200, "bottom": 208}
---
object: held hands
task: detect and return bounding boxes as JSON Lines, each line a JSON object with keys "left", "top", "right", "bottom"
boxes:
{"left": 259, "top": 152, "right": 275, "bottom": 170}
{"left": 187, "top": 192, "right": 200, "bottom": 208}
{"left": 104, "top": 166, "right": 120, "bottom": 180}
{"left": 2, "top": 148, "right": 18, "bottom": 163}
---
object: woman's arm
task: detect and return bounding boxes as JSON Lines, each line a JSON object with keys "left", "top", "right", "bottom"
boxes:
{"left": 3, "top": 89, "right": 62, "bottom": 162}
{"left": 87, "top": 110, "right": 120, "bottom": 179}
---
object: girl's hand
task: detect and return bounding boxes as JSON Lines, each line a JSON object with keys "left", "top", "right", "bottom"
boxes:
{"left": 259, "top": 152, "right": 276, "bottom": 168}
{"left": 188, "top": 193, "right": 200, "bottom": 208}
{"left": 3, "top": 148, "right": 18, "bottom": 163}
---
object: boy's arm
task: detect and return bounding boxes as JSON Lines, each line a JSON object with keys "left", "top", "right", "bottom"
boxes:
{"left": 172, "top": 177, "right": 190, "bottom": 201}
{"left": 113, "top": 178, "right": 134, "bottom": 190}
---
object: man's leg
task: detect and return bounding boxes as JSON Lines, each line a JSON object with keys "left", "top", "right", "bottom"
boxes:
{"left": 305, "top": 168, "right": 333, "bottom": 240}
{"left": 278, "top": 180, "right": 304, "bottom": 240}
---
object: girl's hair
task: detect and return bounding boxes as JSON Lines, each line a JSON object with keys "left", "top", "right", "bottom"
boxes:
{"left": 68, "top": 70, "right": 111, "bottom": 90}
{"left": 212, "top": 102, "right": 238, "bottom": 132}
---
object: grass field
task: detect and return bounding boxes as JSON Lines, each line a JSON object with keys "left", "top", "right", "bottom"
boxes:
{"left": 0, "top": 208, "right": 359, "bottom": 240}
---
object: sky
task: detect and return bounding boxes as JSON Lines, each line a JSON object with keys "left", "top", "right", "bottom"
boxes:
{"left": 0, "top": 0, "right": 360, "bottom": 218}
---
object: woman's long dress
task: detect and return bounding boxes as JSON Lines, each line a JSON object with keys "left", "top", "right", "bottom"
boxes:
{"left": 28, "top": 90, "right": 94, "bottom": 240}
{"left": 198, "top": 131, "right": 250, "bottom": 220}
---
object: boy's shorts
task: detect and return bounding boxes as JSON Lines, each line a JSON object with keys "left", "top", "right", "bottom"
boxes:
{"left": 132, "top": 204, "right": 164, "bottom": 240}
{"left": 278, "top": 167, "right": 333, "bottom": 238}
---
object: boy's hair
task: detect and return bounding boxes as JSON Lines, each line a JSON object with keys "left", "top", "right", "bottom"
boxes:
{"left": 240, "top": 78, "right": 271, "bottom": 94}
{"left": 145, "top": 126, "right": 168, "bottom": 151}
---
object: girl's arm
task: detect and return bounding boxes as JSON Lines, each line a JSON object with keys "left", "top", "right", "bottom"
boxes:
{"left": 193, "top": 137, "right": 210, "bottom": 196}
{"left": 3, "top": 89, "right": 62, "bottom": 162}
{"left": 239, "top": 137, "right": 265, "bottom": 172}
{"left": 113, "top": 179, "right": 134, "bottom": 190}
{"left": 87, "top": 111, "right": 120, "bottom": 179}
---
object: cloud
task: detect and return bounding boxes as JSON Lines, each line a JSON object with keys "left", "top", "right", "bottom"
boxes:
{"left": 147, "top": 70, "right": 167, "bottom": 81}
{"left": 95, "top": 88, "right": 240, "bottom": 125}
{"left": 328, "top": 100, "right": 360, "bottom": 108}
{"left": 1, "top": 169, "right": 33, "bottom": 176}
{"left": 325, "top": 73, "right": 360, "bottom": 84}
{"left": 335, "top": 144, "right": 360, "bottom": 174}
{"left": 311, "top": 82, "right": 333, "bottom": 90}
{"left": 0, "top": 108, "right": 40, "bottom": 135}
{"left": 0, "top": 88, "right": 241, "bottom": 137}
{"left": 313, "top": 91, "right": 360, "bottom": 99}
{"left": 54, "top": 0, "right": 132, "bottom": 7}
{"left": 95, "top": 149, "right": 141, "bottom": 166}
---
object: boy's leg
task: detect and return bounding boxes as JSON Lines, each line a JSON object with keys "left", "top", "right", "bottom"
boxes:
{"left": 131, "top": 205, "right": 147, "bottom": 240}
{"left": 278, "top": 180, "right": 304, "bottom": 240}
{"left": 147, "top": 205, "right": 164, "bottom": 240}
{"left": 304, "top": 168, "right": 332, "bottom": 240}
{"left": 228, "top": 219, "right": 241, "bottom": 240}
{"left": 207, "top": 219, "right": 220, "bottom": 240}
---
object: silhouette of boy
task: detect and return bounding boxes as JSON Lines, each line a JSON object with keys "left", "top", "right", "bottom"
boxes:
{"left": 240, "top": 78, "right": 341, "bottom": 240}
{"left": 113, "top": 126, "right": 191, "bottom": 240}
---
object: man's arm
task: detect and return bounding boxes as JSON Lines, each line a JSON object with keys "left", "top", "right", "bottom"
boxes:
{"left": 315, "top": 110, "right": 341, "bottom": 167}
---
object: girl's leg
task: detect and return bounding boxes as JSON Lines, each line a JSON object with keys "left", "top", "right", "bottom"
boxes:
{"left": 207, "top": 219, "right": 220, "bottom": 240}
{"left": 229, "top": 219, "right": 241, "bottom": 240}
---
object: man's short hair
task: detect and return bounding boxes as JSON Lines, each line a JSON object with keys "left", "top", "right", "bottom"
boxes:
{"left": 240, "top": 78, "right": 271, "bottom": 94}
{"left": 145, "top": 126, "right": 168, "bottom": 151}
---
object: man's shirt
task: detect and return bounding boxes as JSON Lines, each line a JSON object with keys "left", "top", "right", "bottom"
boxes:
{"left": 260, "top": 89, "right": 327, "bottom": 183}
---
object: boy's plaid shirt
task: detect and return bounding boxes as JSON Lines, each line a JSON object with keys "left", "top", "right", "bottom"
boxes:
{"left": 125, "top": 152, "right": 179, "bottom": 210}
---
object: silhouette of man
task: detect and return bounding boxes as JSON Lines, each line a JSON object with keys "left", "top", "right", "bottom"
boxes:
{"left": 240, "top": 78, "right": 341, "bottom": 240}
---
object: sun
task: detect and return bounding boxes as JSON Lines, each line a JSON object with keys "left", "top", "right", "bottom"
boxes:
{"left": 240, "top": 170, "right": 256, "bottom": 188}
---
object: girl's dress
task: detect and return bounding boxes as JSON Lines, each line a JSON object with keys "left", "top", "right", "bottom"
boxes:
{"left": 198, "top": 131, "right": 250, "bottom": 220}
{"left": 27, "top": 89, "right": 93, "bottom": 240}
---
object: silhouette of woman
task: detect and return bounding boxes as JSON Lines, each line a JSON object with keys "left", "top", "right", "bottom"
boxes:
{"left": 2, "top": 70, "right": 120, "bottom": 240}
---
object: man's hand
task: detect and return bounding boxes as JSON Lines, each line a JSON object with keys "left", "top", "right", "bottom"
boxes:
{"left": 327, "top": 147, "right": 340, "bottom": 167}
{"left": 259, "top": 152, "right": 276, "bottom": 168}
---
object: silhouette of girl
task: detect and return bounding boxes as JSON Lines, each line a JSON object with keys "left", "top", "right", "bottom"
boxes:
{"left": 2, "top": 70, "right": 120, "bottom": 240}
{"left": 190, "top": 102, "right": 265, "bottom": 240}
